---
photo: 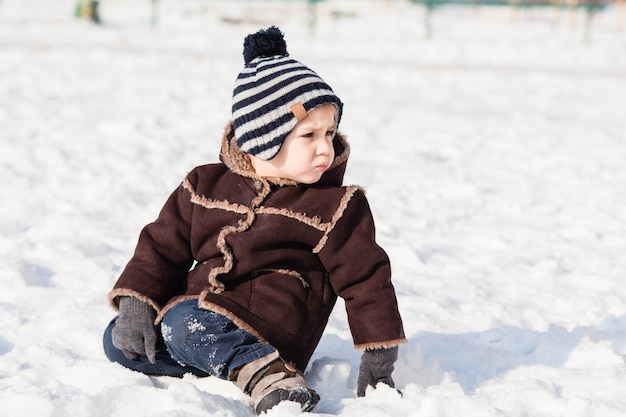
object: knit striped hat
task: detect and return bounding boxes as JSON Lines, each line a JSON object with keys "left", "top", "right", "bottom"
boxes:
{"left": 232, "top": 26, "right": 343, "bottom": 161}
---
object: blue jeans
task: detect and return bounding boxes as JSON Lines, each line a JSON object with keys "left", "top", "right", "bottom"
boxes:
{"left": 103, "top": 299, "right": 275, "bottom": 379}
{"left": 103, "top": 316, "right": 209, "bottom": 377}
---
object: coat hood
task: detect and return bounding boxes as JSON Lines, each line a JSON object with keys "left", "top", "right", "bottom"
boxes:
{"left": 219, "top": 122, "right": 350, "bottom": 187}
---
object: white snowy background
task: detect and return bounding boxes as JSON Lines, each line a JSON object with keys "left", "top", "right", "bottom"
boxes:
{"left": 1, "top": 0, "right": 626, "bottom": 415}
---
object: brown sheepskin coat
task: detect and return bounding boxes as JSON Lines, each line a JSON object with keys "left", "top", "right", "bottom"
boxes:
{"left": 109, "top": 123, "right": 406, "bottom": 371}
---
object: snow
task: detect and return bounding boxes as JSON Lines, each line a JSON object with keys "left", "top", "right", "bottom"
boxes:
{"left": 2, "top": 0, "right": 626, "bottom": 415}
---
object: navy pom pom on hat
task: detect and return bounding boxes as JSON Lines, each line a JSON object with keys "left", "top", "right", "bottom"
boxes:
{"left": 232, "top": 26, "right": 343, "bottom": 161}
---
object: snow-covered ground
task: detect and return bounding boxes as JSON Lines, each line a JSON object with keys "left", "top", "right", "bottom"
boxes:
{"left": 2, "top": 0, "right": 626, "bottom": 415}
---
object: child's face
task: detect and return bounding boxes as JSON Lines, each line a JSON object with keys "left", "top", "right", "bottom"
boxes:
{"left": 251, "top": 104, "right": 337, "bottom": 184}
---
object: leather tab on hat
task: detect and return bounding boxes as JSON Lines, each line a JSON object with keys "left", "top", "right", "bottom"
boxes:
{"left": 291, "top": 102, "right": 308, "bottom": 122}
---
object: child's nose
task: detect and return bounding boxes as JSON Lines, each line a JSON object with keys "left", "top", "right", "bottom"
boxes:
{"left": 316, "top": 137, "right": 332, "bottom": 155}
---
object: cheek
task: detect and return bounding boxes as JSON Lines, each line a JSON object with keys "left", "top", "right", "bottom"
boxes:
{"left": 292, "top": 150, "right": 313, "bottom": 168}
{"left": 289, "top": 143, "right": 314, "bottom": 161}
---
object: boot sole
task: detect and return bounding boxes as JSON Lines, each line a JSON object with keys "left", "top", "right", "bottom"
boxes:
{"left": 255, "top": 388, "right": 320, "bottom": 414}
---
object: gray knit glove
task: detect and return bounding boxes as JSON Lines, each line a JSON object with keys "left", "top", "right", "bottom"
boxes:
{"left": 111, "top": 296, "right": 158, "bottom": 363}
{"left": 357, "top": 347, "right": 398, "bottom": 397}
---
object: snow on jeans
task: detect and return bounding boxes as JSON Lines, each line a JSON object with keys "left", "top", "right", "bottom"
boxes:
{"left": 103, "top": 299, "right": 275, "bottom": 379}
{"left": 161, "top": 299, "right": 276, "bottom": 379}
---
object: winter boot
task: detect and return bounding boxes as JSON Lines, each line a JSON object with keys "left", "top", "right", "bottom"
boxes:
{"left": 230, "top": 351, "right": 320, "bottom": 414}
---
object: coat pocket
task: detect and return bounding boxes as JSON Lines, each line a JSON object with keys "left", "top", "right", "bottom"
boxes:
{"left": 248, "top": 269, "right": 310, "bottom": 336}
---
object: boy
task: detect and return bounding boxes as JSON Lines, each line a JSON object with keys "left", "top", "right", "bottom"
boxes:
{"left": 103, "top": 26, "right": 405, "bottom": 414}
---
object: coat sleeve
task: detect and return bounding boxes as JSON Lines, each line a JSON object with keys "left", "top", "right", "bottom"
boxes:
{"left": 317, "top": 188, "right": 406, "bottom": 350}
{"left": 108, "top": 174, "right": 196, "bottom": 312}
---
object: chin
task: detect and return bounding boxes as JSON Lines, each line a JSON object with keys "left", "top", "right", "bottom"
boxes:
{"left": 298, "top": 178, "right": 319, "bottom": 185}
{"left": 303, "top": 174, "right": 324, "bottom": 184}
